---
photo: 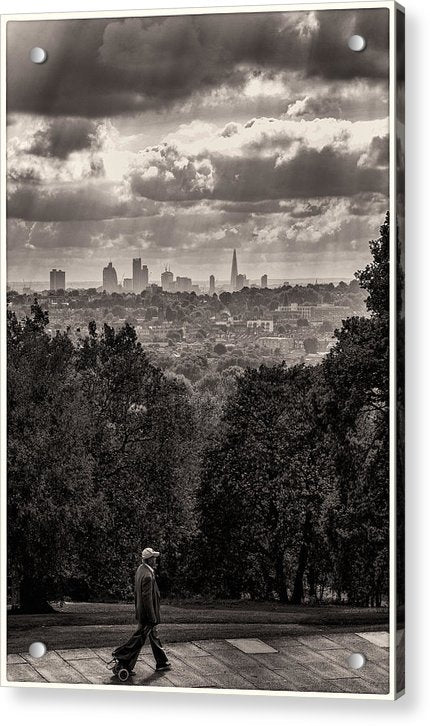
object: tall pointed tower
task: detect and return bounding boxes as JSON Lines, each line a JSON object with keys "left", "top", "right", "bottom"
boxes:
{"left": 230, "top": 248, "right": 238, "bottom": 290}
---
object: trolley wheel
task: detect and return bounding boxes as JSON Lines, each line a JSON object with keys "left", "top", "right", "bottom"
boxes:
{"left": 118, "top": 667, "right": 130, "bottom": 682}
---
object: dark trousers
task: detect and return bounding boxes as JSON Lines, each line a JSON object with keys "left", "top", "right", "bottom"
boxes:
{"left": 112, "top": 624, "right": 168, "bottom": 671}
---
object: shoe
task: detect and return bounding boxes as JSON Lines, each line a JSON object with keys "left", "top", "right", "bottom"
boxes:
{"left": 155, "top": 662, "right": 171, "bottom": 671}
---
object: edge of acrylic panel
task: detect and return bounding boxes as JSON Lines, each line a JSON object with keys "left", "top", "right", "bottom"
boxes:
{"left": 0, "top": 1, "right": 404, "bottom": 700}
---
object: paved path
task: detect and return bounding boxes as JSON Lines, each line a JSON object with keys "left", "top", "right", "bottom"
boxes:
{"left": 7, "top": 630, "right": 389, "bottom": 694}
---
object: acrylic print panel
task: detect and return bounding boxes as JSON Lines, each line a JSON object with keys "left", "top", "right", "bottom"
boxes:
{"left": 1, "top": 3, "right": 404, "bottom": 699}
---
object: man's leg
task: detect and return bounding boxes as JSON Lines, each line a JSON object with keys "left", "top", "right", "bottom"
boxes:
{"left": 148, "top": 626, "right": 169, "bottom": 667}
{"left": 112, "top": 624, "right": 151, "bottom": 671}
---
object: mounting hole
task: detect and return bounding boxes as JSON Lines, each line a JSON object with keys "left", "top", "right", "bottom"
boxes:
{"left": 29, "top": 641, "right": 47, "bottom": 658}
{"left": 347, "top": 652, "right": 366, "bottom": 669}
{"left": 29, "top": 47, "right": 48, "bottom": 64}
{"left": 348, "top": 35, "right": 367, "bottom": 52}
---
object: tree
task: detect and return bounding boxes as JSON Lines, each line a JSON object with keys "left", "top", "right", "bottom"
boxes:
{"left": 321, "top": 212, "right": 390, "bottom": 605}
{"left": 356, "top": 212, "right": 389, "bottom": 318}
{"left": 8, "top": 306, "right": 201, "bottom": 609}
{"left": 198, "top": 364, "right": 335, "bottom": 602}
{"left": 297, "top": 318, "right": 309, "bottom": 327}
{"left": 214, "top": 342, "right": 227, "bottom": 355}
{"left": 76, "top": 323, "right": 199, "bottom": 598}
{"left": 7, "top": 303, "right": 94, "bottom": 611}
{"left": 303, "top": 337, "right": 318, "bottom": 354}
{"left": 165, "top": 306, "right": 176, "bottom": 322}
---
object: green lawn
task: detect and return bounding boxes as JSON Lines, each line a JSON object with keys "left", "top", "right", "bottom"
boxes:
{"left": 8, "top": 599, "right": 391, "bottom": 653}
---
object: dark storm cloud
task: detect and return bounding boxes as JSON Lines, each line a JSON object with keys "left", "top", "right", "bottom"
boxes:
{"left": 305, "top": 9, "right": 389, "bottom": 80}
{"left": 7, "top": 9, "right": 388, "bottom": 117}
{"left": 7, "top": 183, "right": 159, "bottom": 222}
{"left": 214, "top": 147, "right": 387, "bottom": 200}
{"left": 127, "top": 144, "right": 388, "bottom": 203}
{"left": 362, "top": 134, "right": 389, "bottom": 167}
{"left": 26, "top": 118, "right": 101, "bottom": 159}
{"left": 347, "top": 191, "right": 388, "bottom": 217}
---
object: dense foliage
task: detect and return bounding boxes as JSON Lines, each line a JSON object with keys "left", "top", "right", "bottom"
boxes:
{"left": 7, "top": 216, "right": 393, "bottom": 611}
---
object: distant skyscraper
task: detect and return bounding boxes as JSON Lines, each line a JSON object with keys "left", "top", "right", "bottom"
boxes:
{"left": 133, "top": 257, "right": 148, "bottom": 295}
{"left": 230, "top": 249, "right": 238, "bottom": 290}
{"left": 175, "top": 276, "right": 192, "bottom": 293}
{"left": 236, "top": 273, "right": 247, "bottom": 290}
{"left": 132, "top": 258, "right": 141, "bottom": 292}
{"left": 50, "top": 268, "right": 66, "bottom": 291}
{"left": 161, "top": 267, "right": 174, "bottom": 291}
{"left": 261, "top": 274, "right": 268, "bottom": 289}
{"left": 123, "top": 277, "right": 133, "bottom": 291}
{"left": 142, "top": 265, "right": 149, "bottom": 288}
{"left": 103, "top": 262, "right": 118, "bottom": 293}
{"left": 209, "top": 274, "right": 215, "bottom": 295}
{"left": 133, "top": 257, "right": 147, "bottom": 293}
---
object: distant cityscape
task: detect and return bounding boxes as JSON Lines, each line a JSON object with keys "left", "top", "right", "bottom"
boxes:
{"left": 42, "top": 250, "right": 277, "bottom": 296}
{"left": 7, "top": 244, "right": 366, "bottom": 374}
{"left": 8, "top": 248, "right": 349, "bottom": 296}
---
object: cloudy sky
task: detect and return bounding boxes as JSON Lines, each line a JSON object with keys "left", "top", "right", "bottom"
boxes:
{"left": 6, "top": 8, "right": 389, "bottom": 285}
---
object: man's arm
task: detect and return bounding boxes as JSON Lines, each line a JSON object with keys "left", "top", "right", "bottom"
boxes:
{"left": 141, "top": 574, "right": 157, "bottom": 624}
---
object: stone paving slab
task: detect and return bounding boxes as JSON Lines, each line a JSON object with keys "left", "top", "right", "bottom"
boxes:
{"left": 202, "top": 672, "right": 255, "bottom": 690}
{"left": 330, "top": 678, "right": 379, "bottom": 694}
{"left": 90, "top": 647, "right": 114, "bottom": 663}
{"left": 68, "top": 657, "right": 113, "bottom": 685}
{"left": 7, "top": 663, "right": 47, "bottom": 682}
{"left": 248, "top": 650, "right": 300, "bottom": 670}
{"left": 184, "top": 654, "right": 231, "bottom": 675}
{"left": 324, "top": 646, "right": 389, "bottom": 677}
{"left": 226, "top": 638, "right": 278, "bottom": 654}
{"left": 192, "top": 639, "right": 237, "bottom": 652}
{"left": 6, "top": 631, "right": 390, "bottom": 695}
{"left": 285, "top": 645, "right": 353, "bottom": 680}
{"left": 150, "top": 653, "right": 211, "bottom": 689}
{"left": 21, "top": 650, "right": 84, "bottom": 684}
{"left": 57, "top": 648, "right": 96, "bottom": 660}
{"left": 206, "top": 646, "right": 260, "bottom": 670}
{"left": 167, "top": 642, "right": 210, "bottom": 659}
{"left": 7, "top": 653, "right": 27, "bottom": 664}
{"left": 356, "top": 631, "right": 389, "bottom": 648}
{"left": 296, "top": 634, "right": 341, "bottom": 650}
{"left": 140, "top": 651, "right": 209, "bottom": 688}
{"left": 274, "top": 665, "right": 342, "bottom": 693}
{"left": 235, "top": 666, "right": 299, "bottom": 691}
{"left": 325, "top": 632, "right": 390, "bottom": 665}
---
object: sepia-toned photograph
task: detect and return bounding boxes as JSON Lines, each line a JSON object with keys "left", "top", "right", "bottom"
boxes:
{"left": 3, "top": 3, "right": 404, "bottom": 697}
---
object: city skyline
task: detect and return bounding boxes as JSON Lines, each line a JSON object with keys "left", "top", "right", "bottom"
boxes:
{"left": 23, "top": 245, "right": 355, "bottom": 295}
{"left": 46, "top": 248, "right": 266, "bottom": 294}
{"left": 7, "top": 10, "right": 389, "bottom": 284}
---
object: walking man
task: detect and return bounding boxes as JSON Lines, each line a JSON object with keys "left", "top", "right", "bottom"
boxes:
{"left": 112, "top": 547, "right": 171, "bottom": 675}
